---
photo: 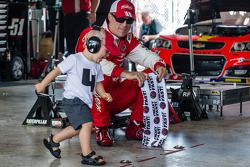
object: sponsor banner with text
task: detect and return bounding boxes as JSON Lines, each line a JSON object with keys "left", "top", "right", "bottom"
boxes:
{"left": 141, "top": 72, "right": 169, "bottom": 147}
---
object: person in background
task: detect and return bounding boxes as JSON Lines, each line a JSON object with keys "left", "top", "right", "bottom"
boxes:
{"left": 76, "top": 0, "right": 168, "bottom": 147}
{"left": 62, "top": 0, "right": 100, "bottom": 55}
{"left": 139, "top": 11, "right": 164, "bottom": 49}
{"left": 35, "top": 27, "right": 119, "bottom": 165}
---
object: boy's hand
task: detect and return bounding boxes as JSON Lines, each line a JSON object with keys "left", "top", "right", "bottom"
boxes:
{"left": 35, "top": 83, "right": 45, "bottom": 94}
{"left": 102, "top": 93, "right": 112, "bottom": 102}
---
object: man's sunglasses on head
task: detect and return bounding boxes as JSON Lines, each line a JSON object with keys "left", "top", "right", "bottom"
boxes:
{"left": 111, "top": 13, "right": 134, "bottom": 24}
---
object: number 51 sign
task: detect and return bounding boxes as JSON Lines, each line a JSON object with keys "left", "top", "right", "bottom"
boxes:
{"left": 10, "top": 18, "right": 25, "bottom": 36}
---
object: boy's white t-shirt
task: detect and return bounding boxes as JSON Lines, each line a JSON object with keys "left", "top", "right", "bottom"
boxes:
{"left": 57, "top": 52, "right": 104, "bottom": 108}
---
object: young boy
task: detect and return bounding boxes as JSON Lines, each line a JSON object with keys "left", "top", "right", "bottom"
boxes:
{"left": 35, "top": 27, "right": 119, "bottom": 165}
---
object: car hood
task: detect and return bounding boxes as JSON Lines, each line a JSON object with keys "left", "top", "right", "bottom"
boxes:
{"left": 189, "top": 0, "right": 250, "bottom": 22}
{"left": 161, "top": 33, "right": 250, "bottom": 42}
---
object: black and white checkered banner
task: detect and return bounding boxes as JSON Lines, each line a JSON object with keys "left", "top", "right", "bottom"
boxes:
{"left": 141, "top": 72, "right": 169, "bottom": 147}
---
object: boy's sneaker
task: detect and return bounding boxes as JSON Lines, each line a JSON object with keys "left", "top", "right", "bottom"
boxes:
{"left": 125, "top": 120, "right": 143, "bottom": 140}
{"left": 95, "top": 127, "right": 113, "bottom": 146}
{"left": 43, "top": 134, "right": 61, "bottom": 158}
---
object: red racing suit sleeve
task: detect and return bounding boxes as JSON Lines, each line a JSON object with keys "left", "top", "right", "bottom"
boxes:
{"left": 126, "top": 42, "right": 166, "bottom": 71}
{"left": 100, "top": 59, "right": 124, "bottom": 77}
{"left": 101, "top": 32, "right": 166, "bottom": 77}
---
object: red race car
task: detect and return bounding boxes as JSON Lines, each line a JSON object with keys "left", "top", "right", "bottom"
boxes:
{"left": 153, "top": 0, "right": 250, "bottom": 84}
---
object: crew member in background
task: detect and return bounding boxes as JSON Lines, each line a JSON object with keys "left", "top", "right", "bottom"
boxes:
{"left": 76, "top": 0, "right": 168, "bottom": 146}
{"left": 139, "top": 11, "right": 164, "bottom": 49}
{"left": 62, "top": 0, "right": 100, "bottom": 55}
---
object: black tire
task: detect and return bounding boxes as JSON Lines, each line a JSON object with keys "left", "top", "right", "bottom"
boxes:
{"left": 9, "top": 56, "right": 24, "bottom": 81}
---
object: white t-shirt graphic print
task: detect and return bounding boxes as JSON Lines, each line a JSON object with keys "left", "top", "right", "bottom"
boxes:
{"left": 58, "top": 52, "right": 104, "bottom": 108}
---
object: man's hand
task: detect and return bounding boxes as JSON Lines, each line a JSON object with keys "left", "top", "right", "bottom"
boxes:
{"left": 156, "top": 65, "right": 168, "bottom": 81}
{"left": 142, "top": 35, "right": 150, "bottom": 43}
{"left": 121, "top": 71, "right": 148, "bottom": 87}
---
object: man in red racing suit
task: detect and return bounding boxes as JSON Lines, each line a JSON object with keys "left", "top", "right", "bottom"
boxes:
{"left": 76, "top": 0, "right": 168, "bottom": 146}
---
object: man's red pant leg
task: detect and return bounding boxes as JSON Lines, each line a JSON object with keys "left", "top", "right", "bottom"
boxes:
{"left": 91, "top": 79, "right": 144, "bottom": 127}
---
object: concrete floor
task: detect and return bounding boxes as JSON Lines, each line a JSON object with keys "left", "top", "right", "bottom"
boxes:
{"left": 1, "top": 80, "right": 250, "bottom": 167}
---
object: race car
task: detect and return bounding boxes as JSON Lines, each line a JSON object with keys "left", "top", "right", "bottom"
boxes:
{"left": 153, "top": 0, "right": 250, "bottom": 84}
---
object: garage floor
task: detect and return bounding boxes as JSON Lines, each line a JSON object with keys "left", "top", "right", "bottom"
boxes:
{"left": 1, "top": 81, "right": 250, "bottom": 167}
